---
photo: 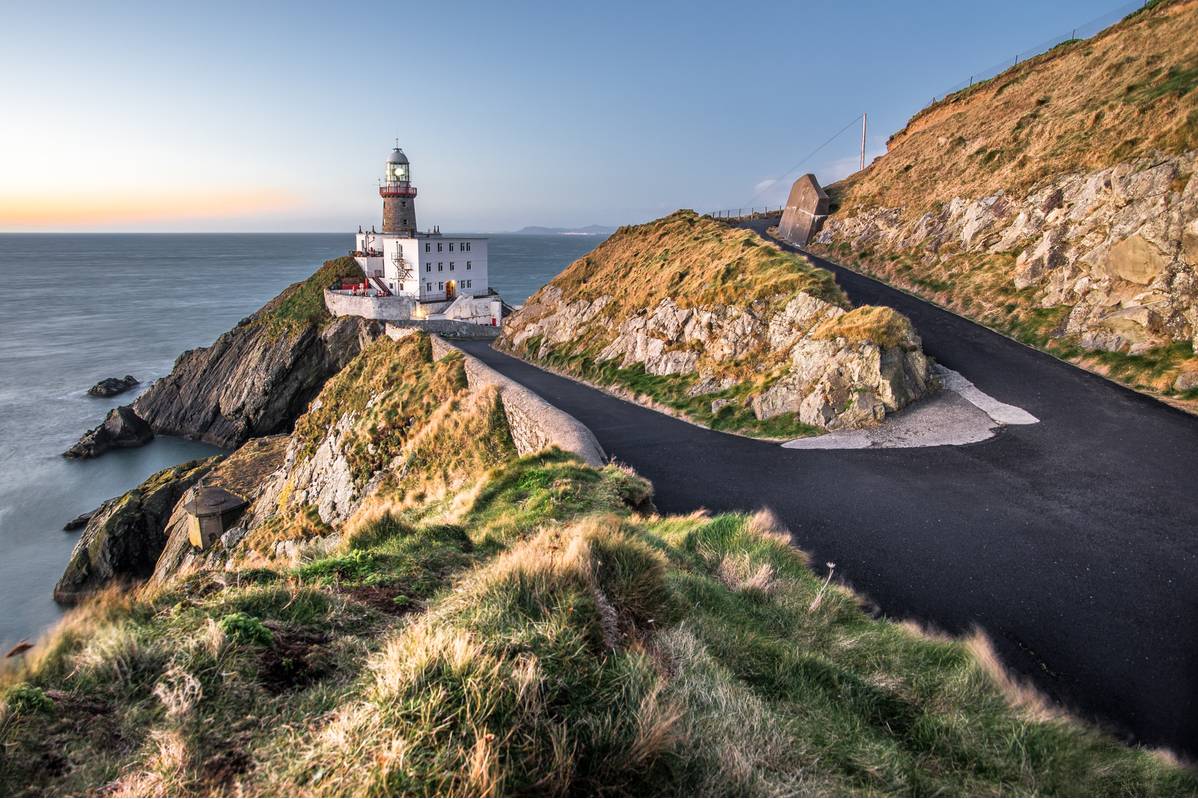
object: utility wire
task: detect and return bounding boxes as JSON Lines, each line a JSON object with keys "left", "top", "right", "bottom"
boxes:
{"left": 741, "top": 113, "right": 864, "bottom": 208}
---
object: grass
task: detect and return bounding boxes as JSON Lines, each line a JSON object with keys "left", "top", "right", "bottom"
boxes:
{"left": 4, "top": 325, "right": 1193, "bottom": 795}
{"left": 290, "top": 334, "right": 468, "bottom": 473}
{"left": 256, "top": 256, "right": 363, "bottom": 338}
{"left": 3, "top": 445, "right": 1193, "bottom": 796}
{"left": 246, "top": 331, "right": 520, "bottom": 554}
{"left": 550, "top": 210, "right": 849, "bottom": 314}
{"left": 813, "top": 305, "right": 917, "bottom": 349}
{"left": 841, "top": 0, "right": 1198, "bottom": 216}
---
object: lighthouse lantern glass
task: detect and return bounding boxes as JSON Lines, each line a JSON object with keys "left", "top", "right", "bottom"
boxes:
{"left": 387, "top": 162, "right": 409, "bottom": 183}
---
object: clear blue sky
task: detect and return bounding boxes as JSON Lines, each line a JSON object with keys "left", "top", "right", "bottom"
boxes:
{"left": 0, "top": 0, "right": 1123, "bottom": 232}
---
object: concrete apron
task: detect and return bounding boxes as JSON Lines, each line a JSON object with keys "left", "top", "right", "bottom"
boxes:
{"left": 783, "top": 365, "right": 1037, "bottom": 450}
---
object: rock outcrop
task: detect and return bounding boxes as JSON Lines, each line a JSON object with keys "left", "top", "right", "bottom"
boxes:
{"left": 54, "top": 457, "right": 218, "bottom": 603}
{"left": 146, "top": 334, "right": 520, "bottom": 585}
{"left": 87, "top": 375, "right": 139, "bottom": 398}
{"left": 499, "top": 212, "right": 934, "bottom": 433}
{"left": 816, "top": 151, "right": 1198, "bottom": 354}
{"left": 62, "top": 511, "right": 95, "bottom": 531}
{"left": 804, "top": 1, "right": 1198, "bottom": 397}
{"left": 148, "top": 435, "right": 289, "bottom": 590}
{"left": 63, "top": 405, "right": 154, "bottom": 458}
{"left": 134, "top": 283, "right": 381, "bottom": 449}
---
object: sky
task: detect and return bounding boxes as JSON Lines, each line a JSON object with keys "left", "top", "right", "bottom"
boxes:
{"left": 0, "top": 0, "right": 1129, "bottom": 232}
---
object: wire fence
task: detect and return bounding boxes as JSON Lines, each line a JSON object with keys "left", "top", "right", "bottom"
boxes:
{"left": 928, "top": 0, "right": 1148, "bottom": 105}
{"left": 704, "top": 206, "right": 783, "bottom": 221}
{"left": 706, "top": 1, "right": 1155, "bottom": 221}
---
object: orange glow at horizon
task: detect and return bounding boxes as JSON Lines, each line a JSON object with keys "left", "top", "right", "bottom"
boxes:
{"left": 0, "top": 188, "right": 302, "bottom": 228}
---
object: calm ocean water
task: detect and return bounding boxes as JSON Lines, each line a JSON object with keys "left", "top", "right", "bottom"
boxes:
{"left": 0, "top": 232, "right": 599, "bottom": 650}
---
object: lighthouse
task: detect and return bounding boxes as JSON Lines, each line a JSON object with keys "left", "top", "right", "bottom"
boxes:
{"left": 342, "top": 140, "right": 501, "bottom": 328}
{"left": 380, "top": 144, "right": 417, "bottom": 235}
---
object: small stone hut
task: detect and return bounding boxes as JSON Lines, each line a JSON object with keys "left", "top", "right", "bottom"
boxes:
{"left": 183, "top": 485, "right": 249, "bottom": 549}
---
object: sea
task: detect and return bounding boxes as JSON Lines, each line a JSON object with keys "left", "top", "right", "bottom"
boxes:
{"left": 0, "top": 232, "right": 601, "bottom": 651}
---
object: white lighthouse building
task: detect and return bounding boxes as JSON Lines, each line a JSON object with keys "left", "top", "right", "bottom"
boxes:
{"left": 329, "top": 143, "right": 502, "bottom": 328}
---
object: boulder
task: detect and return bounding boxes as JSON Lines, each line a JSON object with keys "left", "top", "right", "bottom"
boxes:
{"left": 53, "top": 457, "right": 218, "bottom": 604}
{"left": 133, "top": 311, "right": 381, "bottom": 449}
{"left": 1183, "top": 218, "right": 1198, "bottom": 267}
{"left": 87, "top": 375, "right": 139, "bottom": 398}
{"left": 62, "top": 510, "right": 95, "bottom": 531}
{"left": 1102, "top": 234, "right": 1169, "bottom": 285}
{"left": 63, "top": 405, "right": 153, "bottom": 459}
{"left": 1173, "top": 370, "right": 1198, "bottom": 393}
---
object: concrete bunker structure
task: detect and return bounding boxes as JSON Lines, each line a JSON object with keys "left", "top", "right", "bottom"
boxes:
{"left": 777, "top": 173, "right": 830, "bottom": 246}
{"left": 183, "top": 485, "right": 249, "bottom": 549}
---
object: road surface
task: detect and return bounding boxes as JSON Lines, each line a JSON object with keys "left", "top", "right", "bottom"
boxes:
{"left": 457, "top": 228, "right": 1198, "bottom": 755}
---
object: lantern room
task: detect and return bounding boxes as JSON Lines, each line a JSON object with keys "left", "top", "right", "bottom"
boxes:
{"left": 385, "top": 147, "right": 410, "bottom": 184}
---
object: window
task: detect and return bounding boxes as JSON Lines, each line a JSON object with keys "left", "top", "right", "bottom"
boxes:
{"left": 399, "top": 283, "right": 404, "bottom": 291}
{"left": 466, "top": 261, "right": 471, "bottom": 270}
{"left": 449, "top": 262, "right": 455, "bottom": 271}
{"left": 424, "top": 243, "right": 430, "bottom": 253}
{"left": 448, "top": 243, "right": 454, "bottom": 252}
{"left": 426, "top": 282, "right": 431, "bottom": 291}
{"left": 438, "top": 282, "right": 444, "bottom": 290}
{"left": 465, "top": 280, "right": 471, "bottom": 288}
{"left": 438, "top": 262, "right": 443, "bottom": 271}
{"left": 464, "top": 242, "right": 472, "bottom": 252}
{"left": 425, "top": 263, "right": 431, "bottom": 272}
{"left": 437, "top": 242, "right": 443, "bottom": 252}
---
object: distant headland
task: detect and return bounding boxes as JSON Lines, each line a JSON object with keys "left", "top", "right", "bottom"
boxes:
{"left": 509, "top": 224, "right": 615, "bottom": 236}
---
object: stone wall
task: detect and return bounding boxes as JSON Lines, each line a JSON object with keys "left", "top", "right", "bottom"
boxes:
{"left": 324, "top": 289, "right": 415, "bottom": 322}
{"left": 385, "top": 320, "right": 500, "bottom": 340}
{"left": 431, "top": 335, "right": 606, "bottom": 467}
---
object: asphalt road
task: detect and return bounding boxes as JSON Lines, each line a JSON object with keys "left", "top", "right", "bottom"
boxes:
{"left": 457, "top": 227, "right": 1198, "bottom": 755}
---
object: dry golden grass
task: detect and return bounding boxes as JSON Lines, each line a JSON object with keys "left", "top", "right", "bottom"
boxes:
{"left": 545, "top": 209, "right": 848, "bottom": 320}
{"left": 837, "top": 0, "right": 1198, "bottom": 217}
{"left": 964, "top": 627, "right": 1064, "bottom": 724}
{"left": 813, "top": 305, "right": 917, "bottom": 349}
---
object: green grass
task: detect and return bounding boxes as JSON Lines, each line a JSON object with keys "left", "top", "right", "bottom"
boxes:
{"left": 258, "top": 256, "right": 363, "bottom": 337}
{"left": 4, "top": 370, "right": 1195, "bottom": 795}
{"left": 1124, "top": 60, "right": 1198, "bottom": 106}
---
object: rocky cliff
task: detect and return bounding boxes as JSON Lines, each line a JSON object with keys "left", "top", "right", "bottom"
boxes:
{"left": 147, "top": 333, "right": 520, "bottom": 586}
{"left": 499, "top": 211, "right": 933, "bottom": 435}
{"left": 54, "top": 457, "right": 218, "bottom": 603}
{"left": 812, "top": 0, "right": 1198, "bottom": 398}
{"left": 132, "top": 257, "right": 377, "bottom": 448}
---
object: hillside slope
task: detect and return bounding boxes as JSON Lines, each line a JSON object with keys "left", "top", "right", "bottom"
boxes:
{"left": 812, "top": 0, "right": 1198, "bottom": 400}
{"left": 500, "top": 211, "right": 934, "bottom": 436}
{"left": 3, "top": 332, "right": 1193, "bottom": 796}
{"left": 133, "top": 257, "right": 375, "bottom": 449}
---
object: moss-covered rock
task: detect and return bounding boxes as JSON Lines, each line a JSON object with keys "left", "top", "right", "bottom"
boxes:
{"left": 53, "top": 457, "right": 219, "bottom": 604}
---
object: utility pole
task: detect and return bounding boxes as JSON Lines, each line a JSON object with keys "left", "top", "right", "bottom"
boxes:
{"left": 860, "top": 112, "right": 868, "bottom": 172}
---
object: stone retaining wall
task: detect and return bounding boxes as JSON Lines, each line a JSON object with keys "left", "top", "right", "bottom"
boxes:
{"left": 324, "top": 289, "right": 414, "bottom": 321}
{"left": 385, "top": 320, "right": 500, "bottom": 340}
{"left": 430, "top": 335, "right": 605, "bottom": 467}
